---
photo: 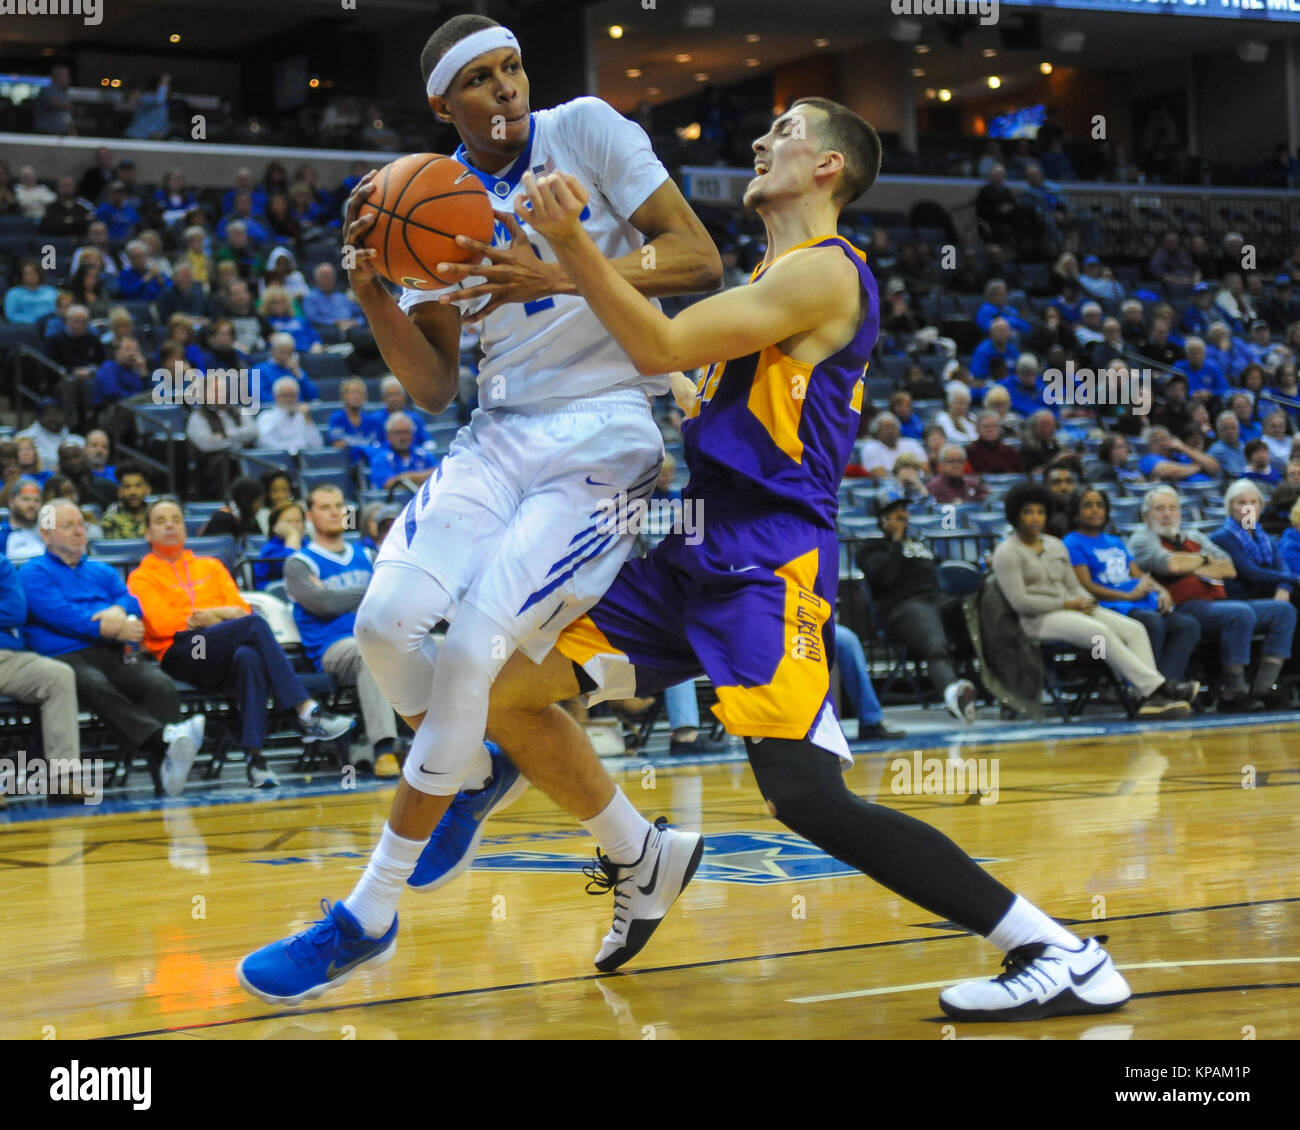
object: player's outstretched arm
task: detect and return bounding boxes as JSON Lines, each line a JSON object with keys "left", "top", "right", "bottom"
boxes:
{"left": 343, "top": 172, "right": 461, "bottom": 413}
{"left": 518, "top": 171, "right": 856, "bottom": 374}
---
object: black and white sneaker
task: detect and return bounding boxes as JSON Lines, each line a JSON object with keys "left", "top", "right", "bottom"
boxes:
{"left": 943, "top": 679, "right": 977, "bottom": 725}
{"left": 938, "top": 935, "right": 1131, "bottom": 1021}
{"left": 298, "top": 706, "right": 354, "bottom": 743}
{"left": 584, "top": 817, "right": 704, "bottom": 972}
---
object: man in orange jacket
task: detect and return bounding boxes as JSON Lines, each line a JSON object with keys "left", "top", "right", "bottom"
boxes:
{"left": 127, "top": 499, "right": 353, "bottom": 788}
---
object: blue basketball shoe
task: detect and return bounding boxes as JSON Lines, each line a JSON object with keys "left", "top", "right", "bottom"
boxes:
{"left": 237, "top": 899, "right": 397, "bottom": 1005}
{"left": 407, "top": 742, "right": 529, "bottom": 892}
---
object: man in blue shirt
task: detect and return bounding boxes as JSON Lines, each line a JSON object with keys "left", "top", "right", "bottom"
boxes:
{"left": 1172, "top": 337, "right": 1229, "bottom": 404}
{"left": 327, "top": 377, "right": 384, "bottom": 456}
{"left": 1207, "top": 412, "right": 1247, "bottom": 477}
{"left": 94, "top": 181, "right": 139, "bottom": 242}
{"left": 303, "top": 263, "right": 367, "bottom": 340}
{"left": 0, "top": 556, "right": 83, "bottom": 792}
{"left": 368, "top": 413, "right": 437, "bottom": 491}
{"left": 20, "top": 499, "right": 205, "bottom": 796}
{"left": 974, "top": 279, "right": 1032, "bottom": 336}
{"left": 366, "top": 376, "right": 430, "bottom": 448}
{"left": 1137, "top": 426, "right": 1220, "bottom": 484}
{"left": 999, "top": 351, "right": 1052, "bottom": 418}
{"left": 217, "top": 191, "right": 271, "bottom": 245}
{"left": 285, "top": 484, "right": 401, "bottom": 777}
{"left": 92, "top": 337, "right": 148, "bottom": 412}
{"left": 221, "top": 168, "right": 268, "bottom": 217}
{"left": 970, "top": 318, "right": 1020, "bottom": 381}
{"left": 115, "top": 240, "right": 166, "bottom": 302}
{"left": 255, "top": 333, "right": 321, "bottom": 404}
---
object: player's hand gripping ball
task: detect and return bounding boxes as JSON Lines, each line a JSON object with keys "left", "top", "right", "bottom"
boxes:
{"left": 355, "top": 153, "right": 495, "bottom": 290}
{"left": 515, "top": 170, "right": 590, "bottom": 243}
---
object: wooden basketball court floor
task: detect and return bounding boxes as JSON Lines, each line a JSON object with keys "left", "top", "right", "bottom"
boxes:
{"left": 2, "top": 719, "right": 1297, "bottom": 1041}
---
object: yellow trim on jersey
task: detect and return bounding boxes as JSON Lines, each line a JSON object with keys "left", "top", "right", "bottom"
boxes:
{"left": 691, "top": 359, "right": 726, "bottom": 419}
{"left": 555, "top": 614, "right": 626, "bottom": 668}
{"left": 850, "top": 372, "right": 866, "bottom": 414}
{"left": 711, "top": 547, "right": 830, "bottom": 738}
{"left": 749, "top": 234, "right": 866, "bottom": 284}
{"left": 746, "top": 345, "right": 812, "bottom": 464}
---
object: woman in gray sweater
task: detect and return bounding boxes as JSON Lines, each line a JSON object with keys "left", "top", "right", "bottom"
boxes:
{"left": 991, "top": 482, "right": 1192, "bottom": 718}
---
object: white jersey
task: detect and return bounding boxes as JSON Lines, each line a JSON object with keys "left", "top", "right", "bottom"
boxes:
{"left": 398, "top": 96, "right": 671, "bottom": 410}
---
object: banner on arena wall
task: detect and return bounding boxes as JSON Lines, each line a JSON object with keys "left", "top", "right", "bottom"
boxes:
{"left": 1002, "top": 0, "right": 1300, "bottom": 20}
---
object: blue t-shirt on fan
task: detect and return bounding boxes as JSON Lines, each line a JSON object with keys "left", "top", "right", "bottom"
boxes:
{"left": 1063, "top": 529, "right": 1158, "bottom": 613}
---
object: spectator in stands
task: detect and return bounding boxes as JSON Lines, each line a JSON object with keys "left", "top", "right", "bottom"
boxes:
{"left": 1260, "top": 277, "right": 1300, "bottom": 335}
{"left": 1077, "top": 255, "right": 1125, "bottom": 307}
{"left": 1138, "top": 314, "right": 1185, "bottom": 369}
{"left": 219, "top": 280, "right": 271, "bottom": 354}
{"left": 57, "top": 442, "right": 116, "bottom": 511}
{"left": 215, "top": 222, "right": 265, "bottom": 282}
{"left": 1173, "top": 336, "right": 1229, "bottom": 405}
{"left": 201, "top": 317, "right": 250, "bottom": 373}
{"left": 122, "top": 73, "right": 171, "bottom": 140}
{"left": 200, "top": 476, "right": 265, "bottom": 539}
{"left": 4, "top": 259, "right": 59, "bottom": 326}
{"left": 1021, "top": 162, "right": 1088, "bottom": 252}
{"left": 972, "top": 318, "right": 1020, "bottom": 383}
{"left": 860, "top": 490, "right": 978, "bottom": 723}
{"left": 1204, "top": 323, "right": 1239, "bottom": 381}
{"left": 1242, "top": 318, "right": 1285, "bottom": 372}
{"left": 32, "top": 63, "right": 73, "bottom": 135}
{"left": 260, "top": 286, "right": 323, "bottom": 354}
{"left": 975, "top": 164, "right": 1026, "bottom": 248}
{"left": 1139, "top": 425, "right": 1219, "bottom": 484}
{"left": 83, "top": 430, "right": 115, "bottom": 484}
{"left": 1208, "top": 411, "right": 1247, "bottom": 477}
{"left": 1150, "top": 372, "right": 1194, "bottom": 436}
{"left": 157, "top": 314, "right": 205, "bottom": 370}
{"left": 12, "top": 437, "right": 48, "bottom": 490}
{"left": 1129, "top": 486, "right": 1282, "bottom": 711}
{"left": 78, "top": 220, "right": 126, "bottom": 279}
{"left": 186, "top": 371, "right": 259, "bottom": 498}
{"left": 965, "top": 409, "right": 1021, "bottom": 474}
{"left": 1042, "top": 465, "right": 1079, "bottom": 538}
{"left": 1018, "top": 409, "right": 1066, "bottom": 476}
{"left": 1270, "top": 363, "right": 1300, "bottom": 419}
{"left": 934, "top": 382, "right": 977, "bottom": 443}
{"left": 980, "top": 383, "right": 1019, "bottom": 435}
{"left": 855, "top": 411, "right": 925, "bottom": 480}
{"left": 902, "top": 359, "right": 945, "bottom": 401}
{"left": 181, "top": 224, "right": 213, "bottom": 288}
{"left": 264, "top": 195, "right": 300, "bottom": 245}
{"left": 888, "top": 389, "right": 924, "bottom": 442}
{"left": 0, "top": 554, "right": 82, "bottom": 788}
{"left": 1025, "top": 304, "right": 1073, "bottom": 359}
{"left": 1243, "top": 439, "right": 1280, "bottom": 488}
{"left": 129, "top": 499, "right": 352, "bottom": 789}
{"left": 255, "top": 332, "right": 321, "bottom": 403}
{"left": 13, "top": 166, "right": 54, "bottom": 222}
{"left": 286, "top": 484, "right": 402, "bottom": 777}
{"left": 1119, "top": 298, "right": 1147, "bottom": 346}
{"left": 39, "top": 175, "right": 91, "bottom": 238}
{"left": 253, "top": 500, "right": 307, "bottom": 589}
{"left": 367, "top": 375, "right": 430, "bottom": 448}
{"left": 287, "top": 182, "right": 327, "bottom": 235}
{"left": 1, "top": 479, "right": 46, "bottom": 563}
{"left": 368, "top": 413, "right": 436, "bottom": 491}
{"left": 152, "top": 170, "right": 195, "bottom": 229}
{"left": 94, "top": 182, "right": 139, "bottom": 242}
{"left": 304, "top": 263, "right": 366, "bottom": 341}
{"left": 975, "top": 279, "right": 1032, "bottom": 337}
{"left": 42, "top": 473, "right": 103, "bottom": 541}
{"left": 1064, "top": 486, "right": 1200, "bottom": 693}
{"left": 1180, "top": 284, "right": 1224, "bottom": 338}
{"left": 218, "top": 192, "right": 271, "bottom": 246}
{"left": 1280, "top": 498, "right": 1300, "bottom": 573}
{"left": 68, "top": 255, "right": 113, "bottom": 320}
{"left": 1229, "top": 390, "right": 1263, "bottom": 441}
{"left": 1261, "top": 410, "right": 1292, "bottom": 468}
{"left": 262, "top": 247, "right": 310, "bottom": 304}
{"left": 156, "top": 262, "right": 209, "bottom": 327}
{"left": 928, "top": 444, "right": 989, "bottom": 504}
{"left": 892, "top": 451, "right": 931, "bottom": 503}
{"left": 18, "top": 399, "right": 82, "bottom": 468}
{"left": 221, "top": 168, "right": 267, "bottom": 217}
{"left": 92, "top": 336, "right": 148, "bottom": 419}
{"left": 1073, "top": 302, "right": 1106, "bottom": 350}
{"left": 1094, "top": 434, "right": 1142, "bottom": 491}
{"left": 47, "top": 304, "right": 105, "bottom": 407}
{"left": 23, "top": 498, "right": 204, "bottom": 794}
{"left": 75, "top": 148, "right": 114, "bottom": 204}
{"left": 100, "top": 460, "right": 152, "bottom": 540}
{"left": 256, "top": 378, "right": 322, "bottom": 454}
{"left": 114, "top": 240, "right": 161, "bottom": 303}
{"left": 1149, "top": 230, "right": 1200, "bottom": 291}
{"left": 992, "top": 482, "right": 1190, "bottom": 717}
{"left": 328, "top": 377, "right": 383, "bottom": 456}
{"left": 1000, "top": 353, "right": 1051, "bottom": 420}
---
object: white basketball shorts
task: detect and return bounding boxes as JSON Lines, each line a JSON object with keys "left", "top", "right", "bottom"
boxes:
{"left": 373, "top": 388, "right": 664, "bottom": 662}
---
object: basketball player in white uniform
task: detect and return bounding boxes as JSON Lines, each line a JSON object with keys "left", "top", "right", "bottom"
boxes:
{"left": 238, "top": 14, "right": 720, "bottom": 1002}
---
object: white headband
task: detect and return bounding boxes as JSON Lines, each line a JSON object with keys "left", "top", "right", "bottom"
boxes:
{"left": 427, "top": 27, "right": 521, "bottom": 98}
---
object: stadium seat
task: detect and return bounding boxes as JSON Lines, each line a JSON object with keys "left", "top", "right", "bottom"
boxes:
{"left": 186, "top": 535, "right": 238, "bottom": 573}
{"left": 301, "top": 466, "right": 355, "bottom": 503}
{"left": 239, "top": 449, "right": 297, "bottom": 478}
{"left": 301, "top": 353, "right": 349, "bottom": 382}
{"left": 299, "top": 448, "right": 349, "bottom": 473}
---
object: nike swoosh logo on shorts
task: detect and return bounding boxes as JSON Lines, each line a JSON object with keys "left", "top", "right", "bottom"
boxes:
{"left": 585, "top": 475, "right": 613, "bottom": 487}
{"left": 637, "top": 849, "right": 662, "bottom": 896}
{"left": 1070, "top": 956, "right": 1108, "bottom": 986}
{"left": 729, "top": 564, "right": 760, "bottom": 573}
{"left": 419, "top": 763, "right": 450, "bottom": 776}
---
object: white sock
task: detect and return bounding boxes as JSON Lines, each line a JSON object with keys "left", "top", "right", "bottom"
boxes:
{"left": 986, "top": 895, "right": 1083, "bottom": 954}
{"left": 344, "top": 824, "right": 425, "bottom": 937}
{"left": 462, "top": 743, "right": 493, "bottom": 792}
{"left": 580, "top": 789, "right": 653, "bottom": 865}
{"left": 297, "top": 699, "right": 318, "bottom": 721}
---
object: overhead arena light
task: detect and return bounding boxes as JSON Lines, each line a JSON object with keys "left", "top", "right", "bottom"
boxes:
{"left": 683, "top": 5, "right": 714, "bottom": 29}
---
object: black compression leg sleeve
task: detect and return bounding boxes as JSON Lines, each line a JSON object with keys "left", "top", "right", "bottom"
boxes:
{"left": 746, "top": 737, "right": 1015, "bottom": 936}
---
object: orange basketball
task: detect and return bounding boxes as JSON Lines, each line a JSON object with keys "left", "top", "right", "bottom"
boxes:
{"left": 358, "top": 153, "right": 495, "bottom": 290}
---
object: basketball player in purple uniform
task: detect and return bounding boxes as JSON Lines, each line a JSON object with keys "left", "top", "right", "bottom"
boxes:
{"left": 473, "top": 98, "right": 1132, "bottom": 1021}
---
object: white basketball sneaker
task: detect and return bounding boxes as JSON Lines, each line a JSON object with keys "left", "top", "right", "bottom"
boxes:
{"left": 938, "top": 935, "right": 1131, "bottom": 1021}
{"left": 584, "top": 818, "right": 705, "bottom": 972}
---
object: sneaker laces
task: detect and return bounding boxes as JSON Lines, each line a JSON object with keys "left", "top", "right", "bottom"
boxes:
{"left": 993, "top": 943, "right": 1062, "bottom": 996}
{"left": 286, "top": 899, "right": 344, "bottom": 966}
{"left": 582, "top": 852, "right": 631, "bottom": 938}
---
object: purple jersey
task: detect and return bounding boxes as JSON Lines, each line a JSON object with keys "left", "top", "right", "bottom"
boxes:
{"left": 682, "top": 236, "right": 879, "bottom": 528}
